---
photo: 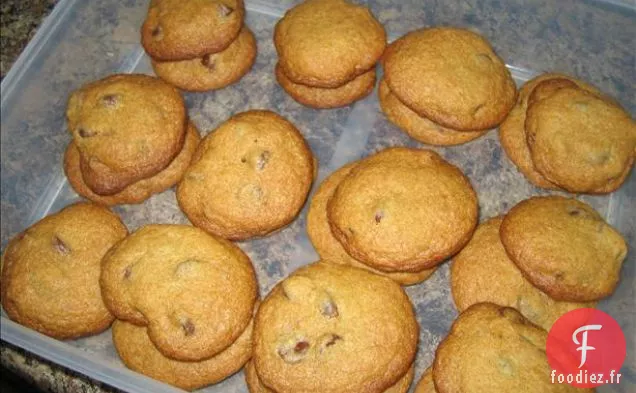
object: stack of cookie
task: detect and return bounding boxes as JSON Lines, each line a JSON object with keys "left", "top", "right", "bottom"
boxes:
{"left": 101, "top": 224, "right": 259, "bottom": 391}
{"left": 177, "top": 110, "right": 315, "bottom": 241}
{"left": 500, "top": 73, "right": 636, "bottom": 193}
{"left": 64, "top": 74, "right": 198, "bottom": 205}
{"left": 274, "top": 0, "right": 386, "bottom": 108}
{"left": 380, "top": 27, "right": 517, "bottom": 146}
{"left": 308, "top": 147, "right": 478, "bottom": 286}
{"left": 413, "top": 303, "right": 592, "bottom": 393}
{"left": 451, "top": 195, "right": 626, "bottom": 333}
{"left": 142, "top": 0, "right": 256, "bottom": 92}
{"left": 249, "top": 262, "right": 418, "bottom": 393}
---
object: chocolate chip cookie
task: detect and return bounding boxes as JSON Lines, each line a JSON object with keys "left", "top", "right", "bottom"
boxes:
{"left": 500, "top": 196, "right": 627, "bottom": 302}
{"left": 1, "top": 203, "right": 127, "bottom": 339}
{"left": 434, "top": 303, "right": 589, "bottom": 393}
{"left": 100, "top": 224, "right": 258, "bottom": 361}
{"left": 274, "top": 0, "right": 386, "bottom": 88}
{"left": 383, "top": 27, "right": 516, "bottom": 130}
{"left": 177, "top": 110, "right": 315, "bottom": 240}
{"left": 307, "top": 161, "right": 437, "bottom": 286}
{"left": 327, "top": 147, "right": 478, "bottom": 272}
{"left": 252, "top": 262, "right": 418, "bottom": 393}
{"left": 142, "top": 0, "right": 245, "bottom": 61}
{"left": 525, "top": 83, "right": 636, "bottom": 193}
{"left": 451, "top": 217, "right": 593, "bottom": 330}
{"left": 66, "top": 74, "right": 187, "bottom": 195}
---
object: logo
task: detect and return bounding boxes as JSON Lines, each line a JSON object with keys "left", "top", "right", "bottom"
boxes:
{"left": 547, "top": 308, "right": 626, "bottom": 388}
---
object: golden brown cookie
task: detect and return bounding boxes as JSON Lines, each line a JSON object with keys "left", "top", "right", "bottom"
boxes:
{"left": 307, "top": 162, "right": 436, "bottom": 286}
{"left": 64, "top": 122, "right": 200, "bottom": 206}
{"left": 276, "top": 63, "right": 376, "bottom": 109}
{"left": 327, "top": 147, "right": 478, "bottom": 272}
{"left": 274, "top": 0, "right": 386, "bottom": 88}
{"left": 414, "top": 368, "right": 436, "bottom": 393}
{"left": 434, "top": 303, "right": 589, "bottom": 393}
{"left": 100, "top": 224, "right": 258, "bottom": 361}
{"left": 500, "top": 196, "right": 627, "bottom": 302}
{"left": 152, "top": 27, "right": 257, "bottom": 92}
{"left": 451, "top": 217, "right": 593, "bottom": 330}
{"left": 177, "top": 110, "right": 315, "bottom": 241}
{"left": 113, "top": 316, "right": 253, "bottom": 391}
{"left": 1, "top": 203, "right": 127, "bottom": 339}
{"left": 66, "top": 74, "right": 187, "bottom": 195}
{"left": 141, "top": 0, "right": 245, "bottom": 61}
{"left": 525, "top": 85, "right": 636, "bottom": 193}
{"left": 378, "top": 79, "right": 488, "bottom": 146}
{"left": 252, "top": 262, "right": 418, "bottom": 393}
{"left": 383, "top": 27, "right": 516, "bottom": 130}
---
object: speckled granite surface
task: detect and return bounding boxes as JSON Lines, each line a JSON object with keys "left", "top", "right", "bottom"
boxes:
{"left": 0, "top": 1, "right": 634, "bottom": 392}
{"left": 0, "top": 0, "right": 57, "bottom": 79}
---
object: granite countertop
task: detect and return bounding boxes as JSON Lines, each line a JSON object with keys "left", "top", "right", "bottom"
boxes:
{"left": 1, "top": 4, "right": 115, "bottom": 392}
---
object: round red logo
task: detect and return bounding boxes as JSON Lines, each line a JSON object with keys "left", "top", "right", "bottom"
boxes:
{"left": 546, "top": 308, "right": 626, "bottom": 388}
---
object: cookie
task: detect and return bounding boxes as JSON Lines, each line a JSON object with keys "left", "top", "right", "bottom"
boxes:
{"left": 434, "top": 303, "right": 589, "bottom": 393}
{"left": 378, "top": 79, "right": 488, "bottom": 146}
{"left": 113, "top": 316, "right": 253, "bottom": 391}
{"left": 252, "top": 262, "right": 418, "bottom": 393}
{"left": 451, "top": 217, "right": 593, "bottom": 330}
{"left": 276, "top": 63, "right": 376, "bottom": 109}
{"left": 307, "top": 162, "right": 437, "bottom": 286}
{"left": 525, "top": 84, "right": 636, "bottom": 193}
{"left": 64, "top": 122, "right": 200, "bottom": 206}
{"left": 66, "top": 74, "right": 187, "bottom": 195}
{"left": 246, "top": 361, "right": 414, "bottom": 393}
{"left": 100, "top": 224, "right": 258, "bottom": 361}
{"left": 1, "top": 203, "right": 127, "bottom": 339}
{"left": 383, "top": 27, "right": 516, "bottom": 130}
{"left": 152, "top": 27, "right": 257, "bottom": 92}
{"left": 414, "top": 368, "right": 436, "bottom": 393}
{"left": 500, "top": 196, "right": 627, "bottom": 302}
{"left": 327, "top": 147, "right": 478, "bottom": 272}
{"left": 141, "top": 0, "right": 245, "bottom": 61}
{"left": 177, "top": 110, "right": 315, "bottom": 240}
{"left": 274, "top": 0, "right": 386, "bottom": 88}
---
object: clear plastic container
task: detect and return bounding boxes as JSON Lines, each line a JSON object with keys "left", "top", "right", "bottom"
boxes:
{"left": 1, "top": 1, "right": 634, "bottom": 392}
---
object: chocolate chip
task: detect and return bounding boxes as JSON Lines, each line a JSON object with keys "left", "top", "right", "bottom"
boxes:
{"left": 256, "top": 151, "right": 271, "bottom": 170}
{"left": 52, "top": 236, "right": 70, "bottom": 255}
{"left": 278, "top": 339, "right": 310, "bottom": 364}
{"left": 101, "top": 94, "right": 119, "bottom": 107}
{"left": 374, "top": 210, "right": 384, "bottom": 224}
{"left": 218, "top": 3, "right": 234, "bottom": 16}
{"left": 201, "top": 54, "right": 216, "bottom": 70}
{"left": 321, "top": 299, "right": 339, "bottom": 318}
{"left": 181, "top": 318, "right": 195, "bottom": 336}
{"left": 318, "top": 333, "right": 342, "bottom": 353}
{"left": 151, "top": 25, "right": 163, "bottom": 37}
{"left": 78, "top": 128, "right": 97, "bottom": 138}
{"left": 241, "top": 157, "right": 247, "bottom": 163}
{"left": 568, "top": 208, "right": 582, "bottom": 216}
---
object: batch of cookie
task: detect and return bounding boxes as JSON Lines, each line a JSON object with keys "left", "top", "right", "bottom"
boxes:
{"left": 0, "top": 0, "right": 634, "bottom": 392}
